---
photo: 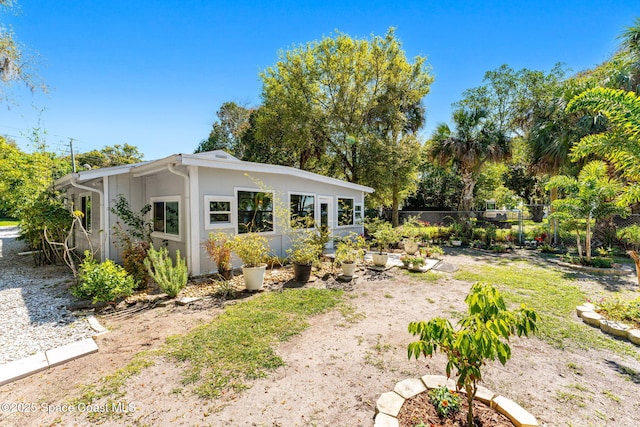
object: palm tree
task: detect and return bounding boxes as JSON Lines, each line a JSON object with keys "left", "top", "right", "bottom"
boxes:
{"left": 547, "top": 161, "right": 626, "bottom": 262}
{"left": 429, "top": 108, "right": 510, "bottom": 212}
{"left": 567, "top": 87, "right": 640, "bottom": 204}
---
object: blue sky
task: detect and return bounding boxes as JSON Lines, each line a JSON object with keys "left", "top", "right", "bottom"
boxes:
{"left": 0, "top": 0, "right": 637, "bottom": 160}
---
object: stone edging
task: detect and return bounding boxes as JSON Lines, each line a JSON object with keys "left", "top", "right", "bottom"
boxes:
{"left": 576, "top": 303, "right": 640, "bottom": 346}
{"left": 374, "top": 374, "right": 539, "bottom": 427}
{"left": 0, "top": 316, "right": 106, "bottom": 386}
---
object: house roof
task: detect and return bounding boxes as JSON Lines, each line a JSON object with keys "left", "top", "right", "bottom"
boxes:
{"left": 55, "top": 150, "right": 374, "bottom": 193}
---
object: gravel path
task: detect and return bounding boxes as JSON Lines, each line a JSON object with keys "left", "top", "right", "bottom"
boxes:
{"left": 0, "top": 226, "right": 95, "bottom": 364}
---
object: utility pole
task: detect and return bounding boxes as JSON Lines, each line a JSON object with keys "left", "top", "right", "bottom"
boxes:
{"left": 70, "top": 138, "right": 76, "bottom": 173}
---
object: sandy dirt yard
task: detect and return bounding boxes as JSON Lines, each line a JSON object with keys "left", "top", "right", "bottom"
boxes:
{"left": 1, "top": 231, "right": 639, "bottom": 427}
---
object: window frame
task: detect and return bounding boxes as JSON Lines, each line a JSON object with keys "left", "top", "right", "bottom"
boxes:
{"left": 204, "top": 195, "right": 235, "bottom": 230}
{"left": 354, "top": 203, "right": 363, "bottom": 225}
{"left": 235, "top": 188, "right": 276, "bottom": 234}
{"left": 79, "top": 193, "right": 92, "bottom": 233}
{"left": 150, "top": 196, "right": 182, "bottom": 241}
{"left": 337, "top": 196, "right": 355, "bottom": 227}
{"left": 288, "top": 192, "right": 316, "bottom": 229}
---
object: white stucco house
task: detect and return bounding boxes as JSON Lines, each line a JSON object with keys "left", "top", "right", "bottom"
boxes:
{"left": 54, "top": 150, "right": 373, "bottom": 276}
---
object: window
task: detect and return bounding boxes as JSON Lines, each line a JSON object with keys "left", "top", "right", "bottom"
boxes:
{"left": 354, "top": 203, "right": 363, "bottom": 225}
{"left": 237, "top": 190, "right": 273, "bottom": 233}
{"left": 80, "top": 194, "right": 92, "bottom": 232}
{"left": 151, "top": 196, "right": 180, "bottom": 239}
{"left": 337, "top": 197, "right": 354, "bottom": 226}
{"left": 205, "top": 196, "right": 234, "bottom": 229}
{"left": 290, "top": 193, "right": 315, "bottom": 228}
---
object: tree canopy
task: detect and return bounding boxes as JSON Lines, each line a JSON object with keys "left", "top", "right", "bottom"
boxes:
{"left": 255, "top": 28, "right": 433, "bottom": 212}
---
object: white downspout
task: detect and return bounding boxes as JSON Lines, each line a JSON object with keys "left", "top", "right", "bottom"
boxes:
{"left": 70, "top": 174, "right": 106, "bottom": 261}
{"left": 168, "top": 163, "right": 192, "bottom": 275}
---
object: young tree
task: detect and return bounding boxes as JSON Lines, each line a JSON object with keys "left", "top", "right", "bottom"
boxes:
{"left": 408, "top": 282, "right": 538, "bottom": 427}
{"left": 546, "top": 161, "right": 626, "bottom": 261}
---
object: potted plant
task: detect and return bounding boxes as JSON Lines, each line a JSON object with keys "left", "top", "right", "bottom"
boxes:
{"left": 401, "top": 255, "right": 426, "bottom": 271}
{"left": 400, "top": 216, "right": 422, "bottom": 254}
{"left": 287, "top": 229, "right": 323, "bottom": 283}
{"left": 229, "top": 232, "right": 270, "bottom": 290}
{"left": 422, "top": 244, "right": 444, "bottom": 259}
{"left": 368, "top": 219, "right": 398, "bottom": 267}
{"left": 203, "top": 231, "right": 234, "bottom": 280}
{"left": 335, "top": 233, "right": 367, "bottom": 277}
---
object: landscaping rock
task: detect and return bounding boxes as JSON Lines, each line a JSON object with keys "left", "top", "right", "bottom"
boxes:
{"left": 627, "top": 329, "right": 640, "bottom": 345}
{"left": 599, "top": 319, "right": 631, "bottom": 337}
{"left": 493, "top": 395, "right": 539, "bottom": 427}
{"left": 375, "top": 391, "right": 404, "bottom": 417}
{"left": 581, "top": 311, "right": 603, "bottom": 326}
{"left": 393, "top": 378, "right": 426, "bottom": 399}
{"left": 576, "top": 304, "right": 596, "bottom": 317}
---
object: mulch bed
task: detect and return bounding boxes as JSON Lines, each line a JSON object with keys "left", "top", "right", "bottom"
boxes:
{"left": 397, "top": 390, "right": 514, "bottom": 427}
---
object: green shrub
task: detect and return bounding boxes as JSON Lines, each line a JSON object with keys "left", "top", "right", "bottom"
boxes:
{"left": 144, "top": 246, "right": 188, "bottom": 298}
{"left": 72, "top": 251, "right": 136, "bottom": 303}
{"left": 121, "top": 240, "right": 151, "bottom": 289}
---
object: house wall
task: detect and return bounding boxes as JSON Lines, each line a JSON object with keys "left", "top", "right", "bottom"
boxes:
{"left": 195, "top": 167, "right": 366, "bottom": 275}
{"left": 65, "top": 180, "right": 104, "bottom": 259}
{"left": 107, "top": 173, "right": 146, "bottom": 263}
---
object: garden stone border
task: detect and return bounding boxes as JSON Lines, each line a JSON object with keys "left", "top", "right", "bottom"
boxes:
{"left": 576, "top": 303, "right": 640, "bottom": 345}
{"left": 374, "top": 374, "right": 539, "bottom": 427}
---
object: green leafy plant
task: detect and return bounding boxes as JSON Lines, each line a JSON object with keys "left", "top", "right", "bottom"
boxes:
{"left": 597, "top": 296, "right": 640, "bottom": 328}
{"left": 369, "top": 219, "right": 399, "bottom": 254}
{"left": 72, "top": 251, "right": 136, "bottom": 304}
{"left": 422, "top": 245, "right": 444, "bottom": 258}
{"left": 428, "top": 385, "right": 461, "bottom": 418}
{"left": 335, "top": 233, "right": 367, "bottom": 264}
{"left": 408, "top": 282, "right": 538, "bottom": 427}
{"left": 401, "top": 255, "right": 425, "bottom": 268}
{"left": 203, "top": 231, "right": 233, "bottom": 272}
{"left": 144, "top": 246, "right": 188, "bottom": 298}
{"left": 229, "top": 232, "right": 270, "bottom": 267}
{"left": 287, "top": 217, "right": 324, "bottom": 266}
{"left": 111, "top": 194, "right": 153, "bottom": 288}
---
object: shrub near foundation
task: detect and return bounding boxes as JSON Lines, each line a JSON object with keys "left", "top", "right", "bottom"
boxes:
{"left": 72, "top": 251, "right": 136, "bottom": 304}
{"left": 144, "top": 246, "right": 188, "bottom": 298}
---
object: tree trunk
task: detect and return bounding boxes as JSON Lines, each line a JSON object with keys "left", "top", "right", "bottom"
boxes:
{"left": 465, "top": 382, "right": 475, "bottom": 427}
{"left": 585, "top": 216, "right": 592, "bottom": 262}
{"left": 460, "top": 170, "right": 476, "bottom": 213}
{"left": 530, "top": 205, "right": 545, "bottom": 223}
{"left": 628, "top": 250, "right": 640, "bottom": 285}
{"left": 391, "top": 185, "right": 400, "bottom": 228}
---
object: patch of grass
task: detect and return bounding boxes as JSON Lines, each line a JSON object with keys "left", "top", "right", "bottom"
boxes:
{"left": 165, "top": 288, "right": 343, "bottom": 398}
{"left": 0, "top": 216, "right": 18, "bottom": 226}
{"left": 406, "top": 270, "right": 443, "bottom": 282}
{"left": 383, "top": 293, "right": 393, "bottom": 299}
{"left": 555, "top": 390, "right": 587, "bottom": 407}
{"left": 602, "top": 389, "right": 621, "bottom": 402}
{"left": 567, "top": 362, "right": 583, "bottom": 375}
{"left": 338, "top": 302, "right": 366, "bottom": 324}
{"left": 69, "top": 350, "right": 158, "bottom": 420}
{"left": 454, "top": 262, "right": 640, "bottom": 360}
